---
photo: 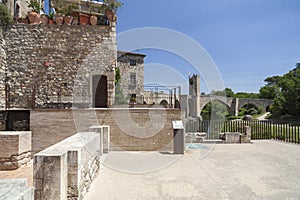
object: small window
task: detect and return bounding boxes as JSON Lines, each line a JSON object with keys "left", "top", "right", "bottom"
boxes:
{"left": 130, "top": 73, "right": 136, "bottom": 87}
{"left": 130, "top": 59, "right": 137, "bottom": 66}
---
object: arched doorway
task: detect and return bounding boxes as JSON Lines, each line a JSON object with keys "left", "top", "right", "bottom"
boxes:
{"left": 93, "top": 75, "right": 107, "bottom": 108}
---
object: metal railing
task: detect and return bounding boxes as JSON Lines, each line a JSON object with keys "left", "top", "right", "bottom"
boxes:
{"left": 186, "top": 119, "right": 300, "bottom": 144}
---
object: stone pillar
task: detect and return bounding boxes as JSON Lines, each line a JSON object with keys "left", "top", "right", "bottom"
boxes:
{"left": 89, "top": 125, "right": 110, "bottom": 154}
{"left": 241, "top": 126, "right": 251, "bottom": 143}
{"left": 34, "top": 153, "right": 68, "bottom": 200}
{"left": 0, "top": 131, "right": 32, "bottom": 170}
{"left": 230, "top": 98, "right": 239, "bottom": 116}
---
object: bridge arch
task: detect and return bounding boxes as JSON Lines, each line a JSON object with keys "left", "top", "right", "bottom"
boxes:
{"left": 159, "top": 100, "right": 168, "bottom": 108}
{"left": 199, "top": 96, "right": 234, "bottom": 113}
{"left": 237, "top": 98, "right": 274, "bottom": 112}
{"left": 200, "top": 99, "right": 231, "bottom": 119}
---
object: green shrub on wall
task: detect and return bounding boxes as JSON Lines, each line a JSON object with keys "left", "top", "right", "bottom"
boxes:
{"left": 0, "top": 3, "right": 12, "bottom": 26}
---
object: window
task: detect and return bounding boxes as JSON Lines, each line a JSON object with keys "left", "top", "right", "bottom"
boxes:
{"left": 130, "top": 59, "right": 137, "bottom": 66}
{"left": 130, "top": 73, "right": 136, "bottom": 88}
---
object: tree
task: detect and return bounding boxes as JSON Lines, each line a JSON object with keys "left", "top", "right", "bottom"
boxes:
{"left": 277, "top": 65, "right": 300, "bottom": 116}
{"left": 259, "top": 85, "right": 279, "bottom": 99}
{"left": 114, "top": 68, "right": 127, "bottom": 104}
{"left": 224, "top": 88, "right": 234, "bottom": 97}
{"left": 262, "top": 63, "right": 300, "bottom": 118}
{"left": 264, "top": 76, "right": 281, "bottom": 86}
{"left": 234, "top": 92, "right": 259, "bottom": 98}
{"left": 211, "top": 88, "right": 234, "bottom": 97}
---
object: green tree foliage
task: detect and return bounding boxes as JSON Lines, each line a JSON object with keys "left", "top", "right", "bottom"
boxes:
{"left": 0, "top": 3, "right": 12, "bottom": 26}
{"left": 259, "top": 84, "right": 279, "bottom": 99}
{"left": 262, "top": 63, "right": 300, "bottom": 117}
{"left": 224, "top": 88, "right": 234, "bottom": 97}
{"left": 211, "top": 88, "right": 234, "bottom": 97}
{"left": 114, "top": 68, "right": 127, "bottom": 104}
{"left": 211, "top": 88, "right": 260, "bottom": 98}
{"left": 234, "top": 92, "right": 259, "bottom": 98}
{"left": 238, "top": 103, "right": 263, "bottom": 116}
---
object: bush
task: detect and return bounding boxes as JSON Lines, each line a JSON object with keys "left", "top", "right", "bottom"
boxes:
{"left": 0, "top": 3, "right": 12, "bottom": 26}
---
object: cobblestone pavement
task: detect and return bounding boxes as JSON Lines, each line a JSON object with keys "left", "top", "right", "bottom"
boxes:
{"left": 0, "top": 160, "right": 33, "bottom": 187}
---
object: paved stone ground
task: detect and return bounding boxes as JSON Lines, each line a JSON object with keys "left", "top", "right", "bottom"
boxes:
{"left": 85, "top": 140, "right": 300, "bottom": 200}
{"left": 0, "top": 160, "right": 33, "bottom": 187}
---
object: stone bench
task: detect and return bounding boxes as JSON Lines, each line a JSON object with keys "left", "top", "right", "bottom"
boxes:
{"left": 0, "top": 131, "right": 31, "bottom": 170}
{"left": 34, "top": 132, "right": 100, "bottom": 200}
{"left": 219, "top": 126, "right": 251, "bottom": 143}
{"left": 185, "top": 132, "right": 207, "bottom": 143}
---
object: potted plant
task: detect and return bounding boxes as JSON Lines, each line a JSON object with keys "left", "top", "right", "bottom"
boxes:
{"left": 60, "top": 3, "right": 78, "bottom": 25}
{"left": 79, "top": 13, "right": 89, "bottom": 25}
{"left": 27, "top": 0, "right": 41, "bottom": 24}
{"left": 48, "top": 12, "right": 54, "bottom": 24}
{"left": 55, "top": 13, "right": 64, "bottom": 25}
{"left": 17, "top": 17, "right": 29, "bottom": 24}
{"left": 40, "top": 14, "right": 49, "bottom": 24}
{"left": 103, "top": 0, "right": 123, "bottom": 22}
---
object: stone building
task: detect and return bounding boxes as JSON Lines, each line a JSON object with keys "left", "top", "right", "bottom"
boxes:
{"left": 0, "top": 22, "right": 116, "bottom": 109}
{"left": 116, "top": 51, "right": 145, "bottom": 103}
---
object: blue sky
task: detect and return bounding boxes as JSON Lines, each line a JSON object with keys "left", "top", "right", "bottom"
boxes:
{"left": 116, "top": 0, "right": 300, "bottom": 94}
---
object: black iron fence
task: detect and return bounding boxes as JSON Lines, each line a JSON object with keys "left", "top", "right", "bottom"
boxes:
{"left": 186, "top": 119, "right": 300, "bottom": 144}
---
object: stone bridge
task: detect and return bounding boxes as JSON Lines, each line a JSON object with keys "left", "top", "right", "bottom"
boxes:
{"left": 200, "top": 96, "right": 274, "bottom": 116}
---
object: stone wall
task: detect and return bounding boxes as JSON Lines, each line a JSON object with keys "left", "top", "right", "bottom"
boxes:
{"left": 0, "top": 28, "right": 6, "bottom": 108}
{"left": 3, "top": 24, "right": 116, "bottom": 109}
{"left": 0, "top": 131, "right": 31, "bottom": 170}
{"left": 34, "top": 132, "right": 100, "bottom": 200}
{"left": 31, "top": 109, "right": 182, "bottom": 155}
{"left": 117, "top": 51, "right": 145, "bottom": 103}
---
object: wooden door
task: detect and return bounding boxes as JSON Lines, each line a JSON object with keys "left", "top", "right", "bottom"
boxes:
{"left": 93, "top": 75, "right": 107, "bottom": 108}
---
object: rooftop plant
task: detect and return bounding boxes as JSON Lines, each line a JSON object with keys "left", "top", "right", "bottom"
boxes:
{"left": 58, "top": 3, "right": 78, "bottom": 16}
{"left": 27, "top": 0, "right": 41, "bottom": 13}
{"left": 103, "top": 0, "right": 123, "bottom": 12}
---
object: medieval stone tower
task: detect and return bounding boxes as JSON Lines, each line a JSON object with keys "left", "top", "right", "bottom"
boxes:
{"left": 188, "top": 74, "right": 201, "bottom": 118}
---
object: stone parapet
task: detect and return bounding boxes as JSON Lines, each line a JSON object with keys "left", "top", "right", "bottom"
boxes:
{"left": 0, "top": 131, "right": 31, "bottom": 170}
{"left": 34, "top": 132, "right": 100, "bottom": 200}
{"left": 30, "top": 109, "right": 182, "bottom": 154}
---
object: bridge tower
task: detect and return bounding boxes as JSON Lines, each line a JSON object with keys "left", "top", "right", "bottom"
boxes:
{"left": 189, "top": 74, "right": 201, "bottom": 118}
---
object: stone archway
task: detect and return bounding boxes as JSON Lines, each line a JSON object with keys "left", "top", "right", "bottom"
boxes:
{"left": 200, "top": 100, "right": 230, "bottom": 120}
